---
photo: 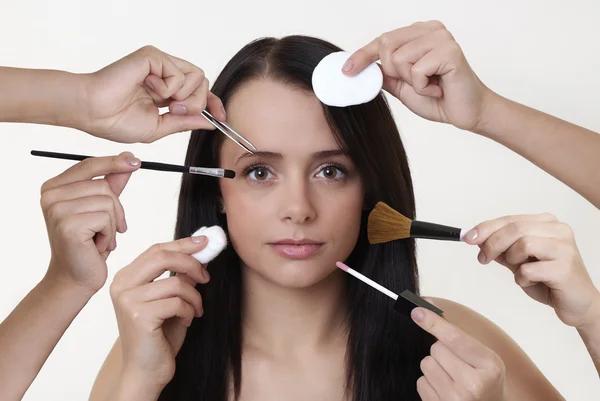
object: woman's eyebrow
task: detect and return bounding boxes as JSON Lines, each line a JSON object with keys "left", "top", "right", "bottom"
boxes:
{"left": 234, "top": 149, "right": 348, "bottom": 165}
{"left": 312, "top": 149, "right": 348, "bottom": 159}
{"left": 235, "top": 151, "right": 282, "bottom": 165}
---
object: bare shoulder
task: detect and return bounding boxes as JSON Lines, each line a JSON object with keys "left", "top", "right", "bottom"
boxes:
{"left": 425, "top": 297, "right": 565, "bottom": 401}
{"left": 88, "top": 337, "right": 122, "bottom": 401}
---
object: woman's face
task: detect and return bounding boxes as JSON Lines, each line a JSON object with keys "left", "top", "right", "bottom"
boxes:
{"left": 219, "top": 79, "right": 364, "bottom": 288}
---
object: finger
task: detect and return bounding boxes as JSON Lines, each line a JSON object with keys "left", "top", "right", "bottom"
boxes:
{"left": 164, "top": 56, "right": 225, "bottom": 120}
{"left": 135, "top": 276, "right": 203, "bottom": 317}
{"left": 169, "top": 77, "right": 208, "bottom": 116}
{"left": 386, "top": 28, "right": 452, "bottom": 90}
{"left": 153, "top": 112, "right": 217, "bottom": 140}
{"left": 411, "top": 307, "right": 492, "bottom": 367}
{"left": 504, "top": 236, "right": 564, "bottom": 268}
{"left": 206, "top": 91, "right": 226, "bottom": 121}
{"left": 430, "top": 340, "right": 471, "bottom": 382}
{"left": 60, "top": 212, "right": 113, "bottom": 254}
{"left": 407, "top": 49, "right": 444, "bottom": 97}
{"left": 464, "top": 213, "right": 558, "bottom": 246}
{"left": 103, "top": 172, "right": 132, "bottom": 233}
{"left": 515, "top": 260, "right": 567, "bottom": 288}
{"left": 47, "top": 196, "right": 117, "bottom": 251}
{"left": 343, "top": 21, "right": 447, "bottom": 76}
{"left": 381, "top": 71, "right": 403, "bottom": 95}
{"left": 41, "top": 152, "right": 140, "bottom": 193}
{"left": 416, "top": 375, "right": 440, "bottom": 401}
{"left": 134, "top": 251, "right": 208, "bottom": 287}
{"left": 41, "top": 178, "right": 128, "bottom": 234}
{"left": 143, "top": 54, "right": 185, "bottom": 100}
{"left": 117, "top": 237, "right": 210, "bottom": 288}
{"left": 174, "top": 272, "right": 203, "bottom": 288}
{"left": 144, "top": 297, "right": 196, "bottom": 328}
{"left": 479, "top": 221, "right": 566, "bottom": 265}
{"left": 420, "top": 355, "right": 454, "bottom": 397}
{"left": 170, "top": 64, "right": 205, "bottom": 102}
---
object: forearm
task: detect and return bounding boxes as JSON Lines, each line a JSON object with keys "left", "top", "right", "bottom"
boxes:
{"left": 103, "top": 371, "right": 165, "bottom": 401}
{"left": 475, "top": 92, "right": 600, "bottom": 209}
{"left": 577, "top": 302, "right": 600, "bottom": 376}
{"left": 0, "top": 274, "right": 94, "bottom": 401}
{"left": 0, "top": 67, "right": 89, "bottom": 129}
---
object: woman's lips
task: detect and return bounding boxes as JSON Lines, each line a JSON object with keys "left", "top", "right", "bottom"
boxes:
{"left": 268, "top": 239, "right": 324, "bottom": 259}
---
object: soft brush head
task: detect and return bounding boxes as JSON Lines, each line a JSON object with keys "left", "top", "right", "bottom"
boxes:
{"left": 367, "top": 202, "right": 412, "bottom": 244}
{"left": 191, "top": 225, "right": 228, "bottom": 264}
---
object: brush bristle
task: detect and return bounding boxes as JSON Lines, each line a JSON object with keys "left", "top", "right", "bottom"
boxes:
{"left": 223, "top": 170, "right": 236, "bottom": 179}
{"left": 367, "top": 202, "right": 412, "bottom": 244}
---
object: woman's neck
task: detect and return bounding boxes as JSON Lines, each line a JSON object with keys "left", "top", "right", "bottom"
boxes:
{"left": 241, "top": 266, "right": 348, "bottom": 356}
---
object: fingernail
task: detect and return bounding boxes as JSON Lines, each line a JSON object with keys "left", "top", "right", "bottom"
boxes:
{"left": 145, "top": 80, "right": 155, "bottom": 91}
{"left": 172, "top": 104, "right": 187, "bottom": 115}
{"left": 411, "top": 308, "right": 425, "bottom": 322}
{"left": 203, "top": 268, "right": 210, "bottom": 281}
{"left": 123, "top": 219, "right": 128, "bottom": 232}
{"left": 220, "top": 105, "right": 227, "bottom": 120}
{"left": 127, "top": 155, "right": 140, "bottom": 166}
{"left": 465, "top": 229, "right": 478, "bottom": 242}
{"left": 478, "top": 251, "right": 487, "bottom": 264}
{"left": 342, "top": 58, "right": 354, "bottom": 72}
{"left": 192, "top": 235, "right": 207, "bottom": 244}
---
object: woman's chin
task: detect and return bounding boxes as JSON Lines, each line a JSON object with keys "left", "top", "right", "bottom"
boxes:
{"left": 245, "top": 258, "right": 341, "bottom": 289}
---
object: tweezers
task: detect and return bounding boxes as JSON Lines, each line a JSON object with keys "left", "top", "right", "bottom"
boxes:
{"left": 201, "top": 109, "right": 257, "bottom": 154}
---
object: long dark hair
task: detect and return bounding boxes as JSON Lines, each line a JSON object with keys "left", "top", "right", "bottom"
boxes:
{"left": 159, "top": 35, "right": 435, "bottom": 401}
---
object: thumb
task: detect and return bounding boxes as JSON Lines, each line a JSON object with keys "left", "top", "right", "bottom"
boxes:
{"left": 103, "top": 151, "right": 138, "bottom": 196}
{"left": 105, "top": 171, "right": 134, "bottom": 197}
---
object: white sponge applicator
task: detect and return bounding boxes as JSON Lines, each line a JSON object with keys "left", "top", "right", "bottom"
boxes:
{"left": 191, "top": 225, "right": 228, "bottom": 264}
{"left": 312, "top": 51, "right": 383, "bottom": 107}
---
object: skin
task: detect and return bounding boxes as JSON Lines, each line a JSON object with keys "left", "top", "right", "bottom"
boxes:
{"left": 4, "top": 19, "right": 597, "bottom": 401}
{"left": 344, "top": 20, "right": 600, "bottom": 378}
{"left": 0, "top": 45, "right": 226, "bottom": 143}
{"left": 89, "top": 79, "right": 565, "bottom": 401}
{"left": 343, "top": 21, "right": 600, "bottom": 210}
{"left": 0, "top": 45, "right": 224, "bottom": 400}
{"left": 0, "top": 152, "right": 141, "bottom": 401}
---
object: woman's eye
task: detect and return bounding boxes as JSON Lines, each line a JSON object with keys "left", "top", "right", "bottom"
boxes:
{"left": 249, "top": 167, "right": 272, "bottom": 181}
{"left": 317, "top": 165, "right": 344, "bottom": 179}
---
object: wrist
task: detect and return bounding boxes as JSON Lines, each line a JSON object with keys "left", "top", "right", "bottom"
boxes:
{"left": 577, "top": 292, "right": 600, "bottom": 333}
{"left": 41, "top": 266, "right": 98, "bottom": 303}
{"left": 108, "top": 368, "right": 166, "bottom": 401}
{"left": 471, "top": 89, "right": 509, "bottom": 139}
{"left": 67, "top": 72, "right": 93, "bottom": 133}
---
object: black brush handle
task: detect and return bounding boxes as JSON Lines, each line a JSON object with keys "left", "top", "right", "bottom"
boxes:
{"left": 410, "top": 220, "right": 462, "bottom": 241}
{"left": 31, "top": 150, "right": 189, "bottom": 173}
{"left": 137, "top": 161, "right": 188, "bottom": 173}
{"left": 31, "top": 150, "right": 88, "bottom": 162}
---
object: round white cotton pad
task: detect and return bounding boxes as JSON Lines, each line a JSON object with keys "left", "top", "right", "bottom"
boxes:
{"left": 191, "top": 225, "right": 228, "bottom": 264}
{"left": 312, "top": 51, "right": 383, "bottom": 107}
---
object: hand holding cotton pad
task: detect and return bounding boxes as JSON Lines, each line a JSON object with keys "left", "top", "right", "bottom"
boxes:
{"left": 312, "top": 51, "right": 383, "bottom": 107}
{"left": 191, "top": 225, "right": 228, "bottom": 264}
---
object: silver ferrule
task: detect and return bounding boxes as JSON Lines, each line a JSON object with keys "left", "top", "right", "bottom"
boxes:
{"left": 189, "top": 167, "right": 225, "bottom": 177}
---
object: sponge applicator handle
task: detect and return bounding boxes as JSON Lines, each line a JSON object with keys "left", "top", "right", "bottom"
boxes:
{"left": 191, "top": 225, "right": 228, "bottom": 264}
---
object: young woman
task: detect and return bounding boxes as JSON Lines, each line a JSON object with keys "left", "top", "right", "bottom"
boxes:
{"left": 85, "top": 33, "right": 571, "bottom": 401}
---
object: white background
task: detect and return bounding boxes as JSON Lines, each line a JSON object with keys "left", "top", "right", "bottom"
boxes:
{"left": 1, "top": 0, "right": 599, "bottom": 400}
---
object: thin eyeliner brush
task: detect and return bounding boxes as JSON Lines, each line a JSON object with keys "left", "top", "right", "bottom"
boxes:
{"left": 30, "top": 150, "right": 236, "bottom": 179}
